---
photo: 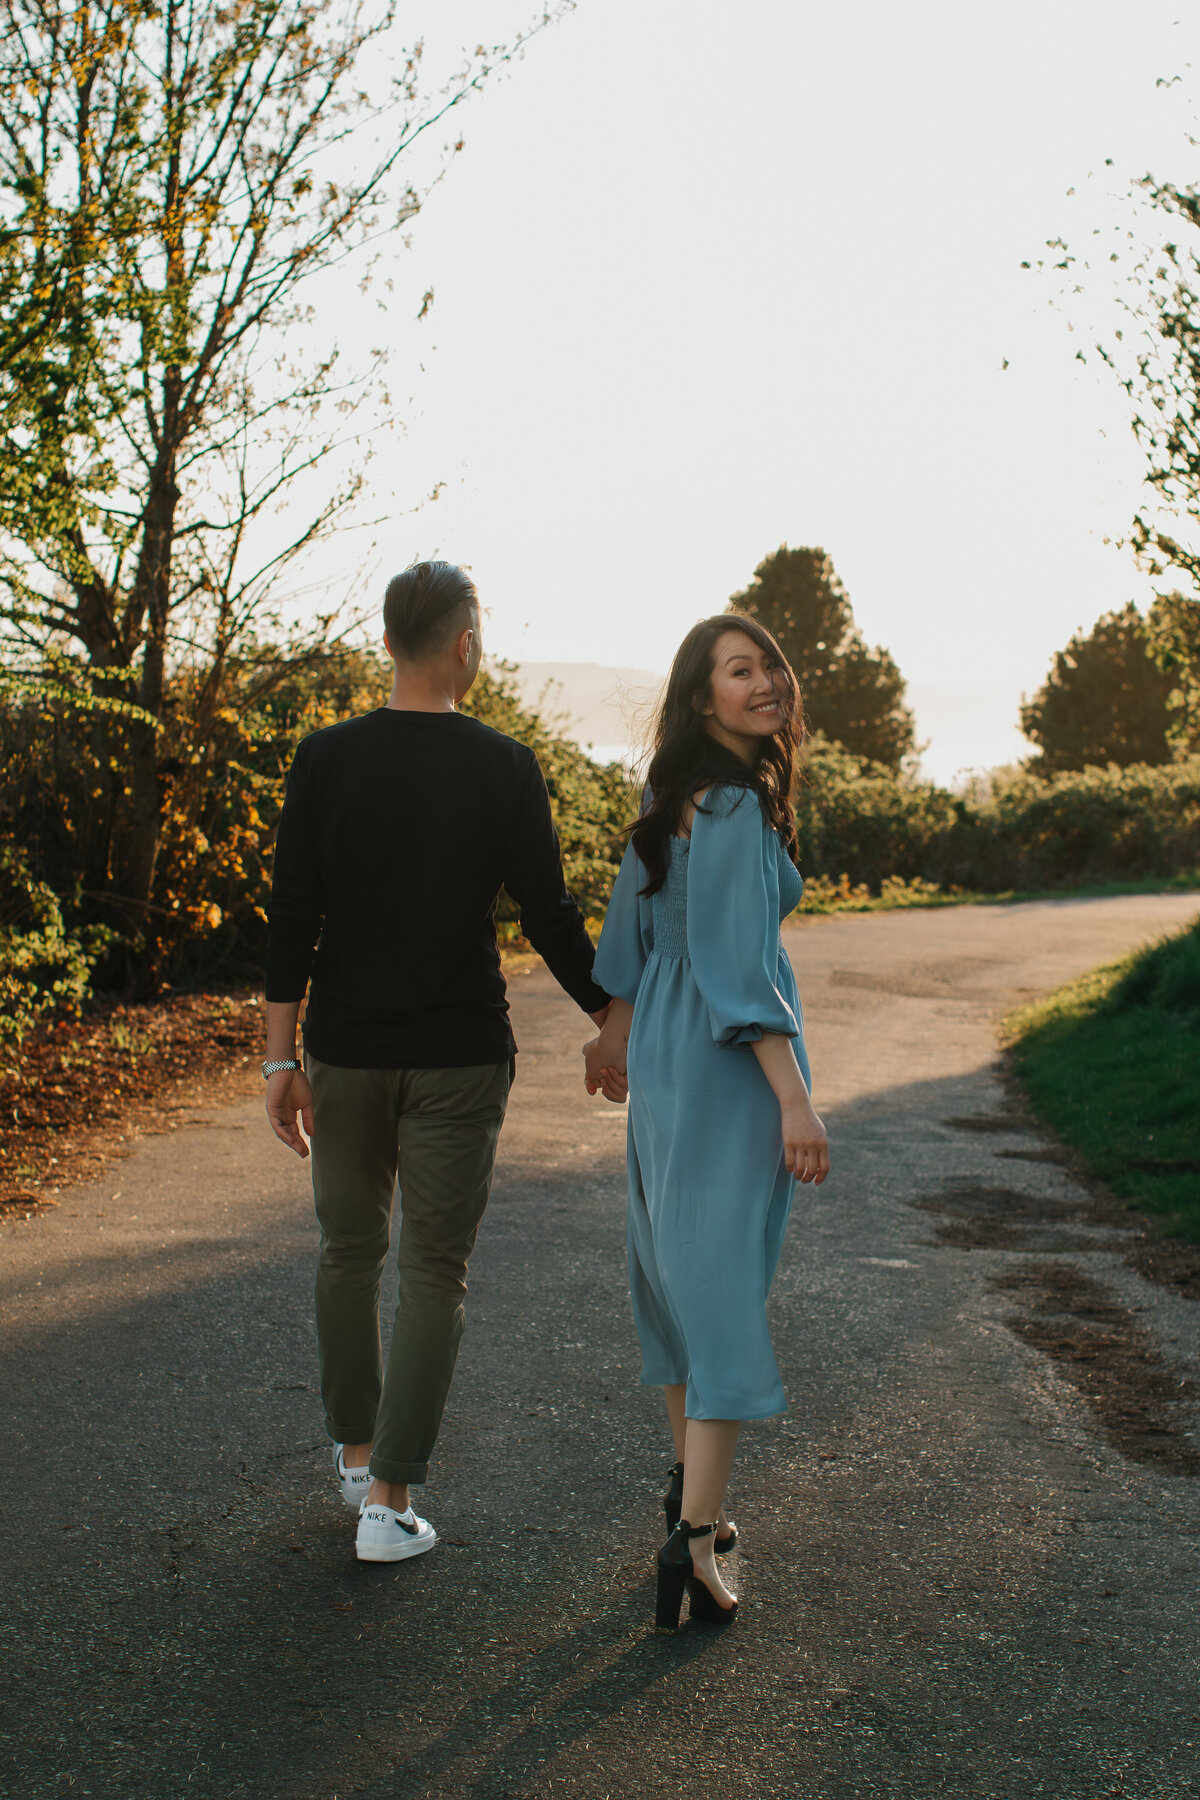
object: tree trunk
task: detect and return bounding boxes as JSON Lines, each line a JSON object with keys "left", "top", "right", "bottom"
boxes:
{"left": 115, "top": 449, "right": 179, "bottom": 985}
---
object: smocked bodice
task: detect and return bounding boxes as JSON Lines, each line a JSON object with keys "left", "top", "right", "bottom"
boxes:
{"left": 650, "top": 837, "right": 692, "bottom": 959}
{"left": 650, "top": 832, "right": 803, "bottom": 962}
{"left": 777, "top": 844, "right": 804, "bottom": 915}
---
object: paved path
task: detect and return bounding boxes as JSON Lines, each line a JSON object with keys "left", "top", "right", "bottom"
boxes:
{"left": 3, "top": 894, "right": 1200, "bottom": 1800}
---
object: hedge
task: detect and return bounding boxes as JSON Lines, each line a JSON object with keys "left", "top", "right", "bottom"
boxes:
{"left": 796, "top": 741, "right": 1200, "bottom": 893}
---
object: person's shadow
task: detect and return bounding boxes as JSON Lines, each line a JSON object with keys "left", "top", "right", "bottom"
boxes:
{"left": 352, "top": 1581, "right": 723, "bottom": 1799}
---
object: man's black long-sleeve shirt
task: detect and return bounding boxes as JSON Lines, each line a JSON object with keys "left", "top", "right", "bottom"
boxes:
{"left": 266, "top": 708, "right": 608, "bottom": 1068}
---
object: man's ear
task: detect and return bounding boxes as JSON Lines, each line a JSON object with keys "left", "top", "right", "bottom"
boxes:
{"left": 383, "top": 629, "right": 393, "bottom": 658}
{"left": 458, "top": 627, "right": 475, "bottom": 666}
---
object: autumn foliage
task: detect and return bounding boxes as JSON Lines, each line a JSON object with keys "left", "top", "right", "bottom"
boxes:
{"left": 0, "top": 646, "right": 636, "bottom": 1045}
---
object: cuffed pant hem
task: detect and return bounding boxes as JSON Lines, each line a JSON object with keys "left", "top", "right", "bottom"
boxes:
{"left": 327, "top": 1422, "right": 377, "bottom": 1447}
{"left": 369, "top": 1455, "right": 430, "bottom": 1485}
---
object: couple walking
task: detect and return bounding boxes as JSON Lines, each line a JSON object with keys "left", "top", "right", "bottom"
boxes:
{"left": 264, "top": 560, "right": 830, "bottom": 1630}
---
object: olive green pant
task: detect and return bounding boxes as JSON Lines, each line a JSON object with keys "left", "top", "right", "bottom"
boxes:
{"left": 306, "top": 1055, "right": 512, "bottom": 1485}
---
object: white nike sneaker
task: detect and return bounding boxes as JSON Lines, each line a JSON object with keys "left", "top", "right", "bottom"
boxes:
{"left": 332, "top": 1444, "right": 371, "bottom": 1513}
{"left": 356, "top": 1502, "right": 437, "bottom": 1563}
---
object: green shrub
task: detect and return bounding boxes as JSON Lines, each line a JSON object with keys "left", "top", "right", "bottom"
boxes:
{"left": 794, "top": 743, "right": 1200, "bottom": 894}
{"left": 0, "top": 844, "right": 104, "bottom": 1060}
{"left": 0, "top": 648, "right": 637, "bottom": 1009}
{"left": 948, "top": 760, "right": 1200, "bottom": 890}
{"left": 795, "top": 737, "right": 965, "bottom": 889}
{"left": 7, "top": 633, "right": 1197, "bottom": 1021}
{"left": 0, "top": 642, "right": 394, "bottom": 991}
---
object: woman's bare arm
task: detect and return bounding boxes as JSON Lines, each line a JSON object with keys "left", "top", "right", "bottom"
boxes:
{"left": 751, "top": 1032, "right": 830, "bottom": 1184}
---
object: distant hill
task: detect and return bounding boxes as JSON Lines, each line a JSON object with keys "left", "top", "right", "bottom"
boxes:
{"left": 906, "top": 680, "right": 1030, "bottom": 784}
{"left": 491, "top": 660, "right": 1032, "bottom": 784}
{"left": 490, "top": 660, "right": 663, "bottom": 758}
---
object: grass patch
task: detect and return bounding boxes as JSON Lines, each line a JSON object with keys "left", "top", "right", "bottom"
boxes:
{"left": 1005, "top": 922, "right": 1200, "bottom": 1241}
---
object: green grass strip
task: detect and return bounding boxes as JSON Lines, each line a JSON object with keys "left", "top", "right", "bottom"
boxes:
{"left": 1005, "top": 922, "right": 1200, "bottom": 1241}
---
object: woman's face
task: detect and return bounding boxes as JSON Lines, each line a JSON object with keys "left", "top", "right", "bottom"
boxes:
{"left": 700, "top": 628, "right": 786, "bottom": 761}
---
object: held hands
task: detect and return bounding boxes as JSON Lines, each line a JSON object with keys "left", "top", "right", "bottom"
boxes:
{"left": 266, "top": 1069, "right": 314, "bottom": 1158}
{"left": 582, "top": 1036, "right": 628, "bottom": 1104}
{"left": 781, "top": 1099, "right": 830, "bottom": 1184}
{"left": 584, "top": 1000, "right": 625, "bottom": 1098}
{"left": 582, "top": 996, "right": 632, "bottom": 1104}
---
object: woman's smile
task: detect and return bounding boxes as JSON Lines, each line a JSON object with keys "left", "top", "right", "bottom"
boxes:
{"left": 700, "top": 628, "right": 791, "bottom": 760}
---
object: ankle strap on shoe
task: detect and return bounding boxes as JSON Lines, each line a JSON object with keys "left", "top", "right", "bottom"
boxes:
{"left": 677, "top": 1519, "right": 719, "bottom": 1540}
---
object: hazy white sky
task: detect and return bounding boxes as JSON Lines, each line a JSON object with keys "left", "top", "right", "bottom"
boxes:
{"left": 295, "top": 0, "right": 1200, "bottom": 772}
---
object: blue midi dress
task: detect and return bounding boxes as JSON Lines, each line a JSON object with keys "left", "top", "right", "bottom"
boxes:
{"left": 592, "top": 784, "right": 809, "bottom": 1421}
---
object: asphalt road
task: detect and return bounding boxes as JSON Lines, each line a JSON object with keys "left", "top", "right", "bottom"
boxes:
{"left": 3, "top": 893, "right": 1200, "bottom": 1800}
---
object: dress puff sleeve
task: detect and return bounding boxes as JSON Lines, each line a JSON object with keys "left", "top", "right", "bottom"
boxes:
{"left": 686, "top": 784, "right": 800, "bottom": 1046}
{"left": 592, "top": 837, "right": 655, "bottom": 1005}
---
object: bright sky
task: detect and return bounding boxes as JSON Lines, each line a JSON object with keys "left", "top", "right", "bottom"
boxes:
{"left": 297, "top": 0, "right": 1200, "bottom": 774}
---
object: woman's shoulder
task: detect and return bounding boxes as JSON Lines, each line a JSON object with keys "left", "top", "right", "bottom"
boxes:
{"left": 696, "top": 781, "right": 765, "bottom": 823}
{"left": 680, "top": 779, "right": 754, "bottom": 837}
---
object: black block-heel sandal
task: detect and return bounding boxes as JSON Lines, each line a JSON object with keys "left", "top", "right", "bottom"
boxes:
{"left": 662, "top": 1462, "right": 739, "bottom": 1555}
{"left": 655, "top": 1520, "right": 739, "bottom": 1630}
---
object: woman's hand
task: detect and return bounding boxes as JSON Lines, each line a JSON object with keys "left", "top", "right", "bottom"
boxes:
{"left": 780, "top": 1099, "right": 829, "bottom": 1184}
{"left": 749, "top": 1032, "right": 830, "bottom": 1184}
{"left": 583, "top": 1037, "right": 628, "bottom": 1103}
{"left": 581, "top": 996, "right": 633, "bottom": 1103}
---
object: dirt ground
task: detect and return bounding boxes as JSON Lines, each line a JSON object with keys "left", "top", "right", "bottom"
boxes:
{"left": 0, "top": 992, "right": 266, "bottom": 1218}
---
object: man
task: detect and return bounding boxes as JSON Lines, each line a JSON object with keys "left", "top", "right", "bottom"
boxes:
{"left": 264, "top": 561, "right": 610, "bottom": 1562}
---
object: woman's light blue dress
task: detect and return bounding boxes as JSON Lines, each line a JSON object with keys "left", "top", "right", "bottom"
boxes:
{"left": 592, "top": 784, "right": 809, "bottom": 1420}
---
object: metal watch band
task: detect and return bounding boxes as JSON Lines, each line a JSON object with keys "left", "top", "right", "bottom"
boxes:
{"left": 262, "top": 1058, "right": 302, "bottom": 1079}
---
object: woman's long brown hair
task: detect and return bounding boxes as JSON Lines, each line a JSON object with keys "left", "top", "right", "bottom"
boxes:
{"left": 631, "top": 613, "right": 804, "bottom": 895}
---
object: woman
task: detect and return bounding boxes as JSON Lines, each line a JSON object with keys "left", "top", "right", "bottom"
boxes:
{"left": 586, "top": 614, "right": 829, "bottom": 1630}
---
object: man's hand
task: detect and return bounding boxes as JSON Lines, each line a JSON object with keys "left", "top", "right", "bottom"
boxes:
{"left": 266, "top": 1068, "right": 314, "bottom": 1157}
{"left": 582, "top": 1036, "right": 629, "bottom": 1104}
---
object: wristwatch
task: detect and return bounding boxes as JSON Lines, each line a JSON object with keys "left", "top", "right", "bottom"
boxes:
{"left": 262, "top": 1058, "right": 302, "bottom": 1079}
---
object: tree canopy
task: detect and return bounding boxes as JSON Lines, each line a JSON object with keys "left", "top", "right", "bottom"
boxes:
{"left": 1019, "top": 602, "right": 1176, "bottom": 772}
{"left": 1045, "top": 158, "right": 1200, "bottom": 764}
{"left": 1091, "top": 172, "right": 1200, "bottom": 604}
{"left": 728, "top": 546, "right": 916, "bottom": 770}
{"left": 1147, "top": 589, "right": 1200, "bottom": 758}
{"left": 0, "top": 0, "right": 551, "bottom": 986}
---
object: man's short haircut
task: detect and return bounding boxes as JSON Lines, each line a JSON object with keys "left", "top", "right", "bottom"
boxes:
{"left": 383, "top": 561, "right": 479, "bottom": 661}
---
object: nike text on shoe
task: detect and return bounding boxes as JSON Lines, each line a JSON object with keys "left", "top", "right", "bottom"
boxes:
{"left": 356, "top": 1503, "right": 437, "bottom": 1563}
{"left": 333, "top": 1444, "right": 371, "bottom": 1512}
